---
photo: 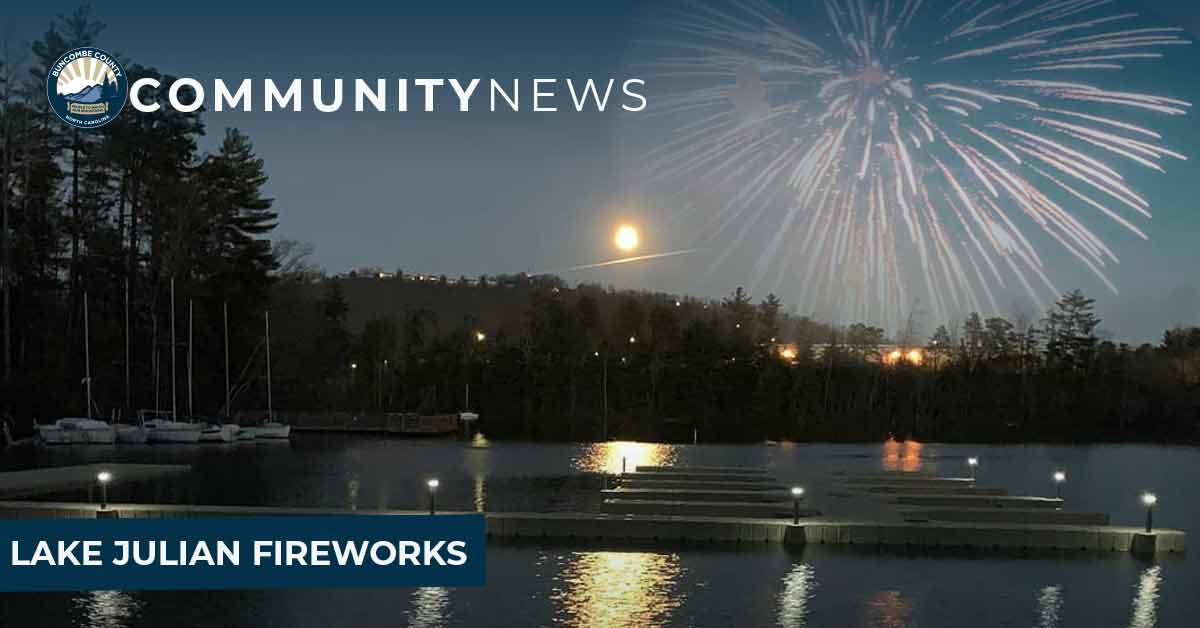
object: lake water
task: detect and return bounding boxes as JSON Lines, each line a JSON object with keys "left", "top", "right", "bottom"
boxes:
{"left": 0, "top": 437, "right": 1195, "bottom": 627}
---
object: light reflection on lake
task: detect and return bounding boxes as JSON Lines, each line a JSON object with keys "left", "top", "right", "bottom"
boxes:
{"left": 473, "top": 474, "right": 486, "bottom": 512}
{"left": 777, "top": 563, "right": 817, "bottom": 627}
{"left": 548, "top": 550, "right": 684, "bottom": 628}
{"left": 1128, "top": 566, "right": 1162, "bottom": 628}
{"left": 70, "top": 591, "right": 143, "bottom": 628}
{"left": 406, "top": 587, "right": 451, "bottom": 628}
{"left": 571, "top": 441, "right": 680, "bottom": 475}
{"left": 881, "top": 439, "right": 924, "bottom": 472}
{"left": 1036, "top": 585, "right": 1063, "bottom": 628}
{"left": 867, "top": 590, "right": 912, "bottom": 628}
{"left": 346, "top": 475, "right": 360, "bottom": 511}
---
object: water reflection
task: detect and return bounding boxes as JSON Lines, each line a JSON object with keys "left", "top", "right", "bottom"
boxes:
{"left": 881, "top": 439, "right": 924, "bottom": 472}
{"left": 572, "top": 441, "right": 679, "bottom": 475}
{"left": 346, "top": 475, "right": 360, "bottom": 511}
{"left": 866, "top": 590, "right": 911, "bottom": 628}
{"left": 473, "top": 473, "right": 487, "bottom": 512}
{"left": 549, "top": 551, "right": 684, "bottom": 628}
{"left": 1036, "top": 585, "right": 1063, "bottom": 628}
{"left": 777, "top": 563, "right": 818, "bottom": 627}
{"left": 71, "top": 590, "right": 143, "bottom": 628}
{"left": 406, "top": 587, "right": 451, "bottom": 628}
{"left": 1127, "top": 566, "right": 1162, "bottom": 628}
{"left": 376, "top": 478, "right": 391, "bottom": 510}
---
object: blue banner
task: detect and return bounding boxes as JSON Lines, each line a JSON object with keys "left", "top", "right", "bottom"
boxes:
{"left": 0, "top": 514, "right": 485, "bottom": 591}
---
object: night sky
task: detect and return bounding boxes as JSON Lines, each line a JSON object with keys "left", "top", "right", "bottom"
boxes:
{"left": 7, "top": 0, "right": 1200, "bottom": 342}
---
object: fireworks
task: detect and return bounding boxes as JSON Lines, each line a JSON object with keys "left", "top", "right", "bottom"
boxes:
{"left": 634, "top": 0, "right": 1191, "bottom": 327}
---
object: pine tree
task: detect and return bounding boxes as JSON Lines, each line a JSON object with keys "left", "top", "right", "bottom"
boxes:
{"left": 196, "top": 128, "right": 277, "bottom": 309}
{"left": 757, "top": 293, "right": 783, "bottom": 343}
{"left": 29, "top": 6, "right": 107, "bottom": 315}
{"left": 1044, "top": 289, "right": 1100, "bottom": 371}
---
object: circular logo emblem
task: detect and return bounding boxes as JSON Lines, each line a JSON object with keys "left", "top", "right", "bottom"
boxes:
{"left": 46, "top": 47, "right": 128, "bottom": 129}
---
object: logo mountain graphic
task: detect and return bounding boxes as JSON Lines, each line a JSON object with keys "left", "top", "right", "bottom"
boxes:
{"left": 62, "top": 83, "right": 104, "bottom": 103}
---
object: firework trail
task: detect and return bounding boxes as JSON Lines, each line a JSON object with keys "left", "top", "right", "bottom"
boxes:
{"left": 536, "top": 249, "right": 701, "bottom": 275}
{"left": 634, "top": 0, "right": 1191, "bottom": 327}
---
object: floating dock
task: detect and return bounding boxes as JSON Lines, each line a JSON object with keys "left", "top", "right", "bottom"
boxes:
{"left": 890, "top": 495, "right": 1064, "bottom": 509}
{"left": 601, "top": 487, "right": 792, "bottom": 503}
{"left": 0, "top": 501, "right": 1183, "bottom": 555}
{"left": 601, "top": 498, "right": 816, "bottom": 519}
{"left": 0, "top": 464, "right": 1185, "bottom": 556}
{"left": 635, "top": 465, "right": 769, "bottom": 474}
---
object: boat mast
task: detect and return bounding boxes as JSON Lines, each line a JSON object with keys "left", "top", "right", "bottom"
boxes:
{"left": 124, "top": 276, "right": 130, "bottom": 420}
{"left": 264, "top": 310, "right": 272, "bottom": 421}
{"left": 188, "top": 299, "right": 194, "bottom": 419}
{"left": 170, "top": 277, "right": 177, "bottom": 421}
{"left": 152, "top": 308, "right": 159, "bottom": 415}
{"left": 223, "top": 301, "right": 230, "bottom": 419}
{"left": 83, "top": 291, "right": 92, "bottom": 420}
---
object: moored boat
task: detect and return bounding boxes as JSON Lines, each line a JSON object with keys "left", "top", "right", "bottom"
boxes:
{"left": 198, "top": 422, "right": 239, "bottom": 443}
{"left": 33, "top": 422, "right": 70, "bottom": 445}
{"left": 243, "top": 311, "right": 291, "bottom": 441}
{"left": 114, "top": 424, "right": 149, "bottom": 444}
{"left": 56, "top": 418, "right": 117, "bottom": 444}
{"left": 144, "top": 418, "right": 203, "bottom": 443}
{"left": 40, "top": 294, "right": 117, "bottom": 447}
{"left": 242, "top": 421, "right": 290, "bottom": 440}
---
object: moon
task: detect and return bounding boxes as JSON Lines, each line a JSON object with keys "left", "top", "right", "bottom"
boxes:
{"left": 614, "top": 224, "right": 640, "bottom": 253}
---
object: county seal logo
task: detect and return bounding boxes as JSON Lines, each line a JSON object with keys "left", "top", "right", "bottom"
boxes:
{"left": 46, "top": 47, "right": 128, "bottom": 129}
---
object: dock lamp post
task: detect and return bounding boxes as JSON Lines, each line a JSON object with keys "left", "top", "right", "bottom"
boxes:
{"left": 427, "top": 478, "right": 440, "bottom": 515}
{"left": 1052, "top": 471, "right": 1066, "bottom": 499}
{"left": 1141, "top": 492, "right": 1157, "bottom": 533}
{"left": 966, "top": 457, "right": 979, "bottom": 481}
{"left": 791, "top": 486, "right": 805, "bottom": 525}
{"left": 96, "top": 471, "right": 113, "bottom": 510}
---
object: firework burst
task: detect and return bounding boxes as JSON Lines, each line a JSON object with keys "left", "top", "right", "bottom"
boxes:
{"left": 633, "top": 0, "right": 1192, "bottom": 327}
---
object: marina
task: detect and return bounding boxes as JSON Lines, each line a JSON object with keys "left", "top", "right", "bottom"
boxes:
{"left": 0, "top": 437, "right": 1194, "bottom": 627}
{"left": 0, "top": 457, "right": 1184, "bottom": 557}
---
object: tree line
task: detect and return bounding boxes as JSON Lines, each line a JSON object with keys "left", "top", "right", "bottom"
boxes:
{"left": 268, "top": 274, "right": 1200, "bottom": 444}
{"left": 1, "top": 7, "right": 277, "bottom": 424}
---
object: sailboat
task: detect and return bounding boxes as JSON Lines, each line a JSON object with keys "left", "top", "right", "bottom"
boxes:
{"left": 223, "top": 300, "right": 255, "bottom": 441}
{"left": 143, "top": 279, "right": 202, "bottom": 444}
{"left": 31, "top": 422, "right": 70, "bottom": 445}
{"left": 192, "top": 300, "right": 239, "bottom": 443}
{"left": 114, "top": 278, "right": 148, "bottom": 444}
{"left": 35, "top": 293, "right": 117, "bottom": 445}
{"left": 240, "top": 310, "right": 290, "bottom": 440}
{"left": 114, "top": 422, "right": 148, "bottom": 444}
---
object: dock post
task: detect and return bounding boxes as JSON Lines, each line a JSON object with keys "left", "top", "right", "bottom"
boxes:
{"left": 791, "top": 486, "right": 805, "bottom": 525}
{"left": 96, "top": 471, "right": 112, "bottom": 510}
{"left": 622, "top": 457, "right": 627, "bottom": 474}
{"left": 1142, "top": 493, "right": 1157, "bottom": 533}
{"left": 427, "top": 478, "right": 440, "bottom": 515}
